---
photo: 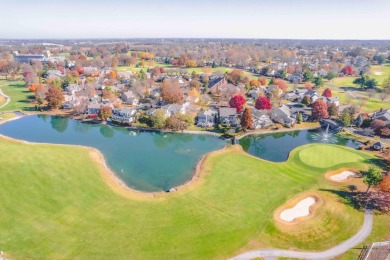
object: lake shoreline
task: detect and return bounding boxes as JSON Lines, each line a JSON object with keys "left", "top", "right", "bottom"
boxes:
{"left": 0, "top": 132, "right": 230, "bottom": 199}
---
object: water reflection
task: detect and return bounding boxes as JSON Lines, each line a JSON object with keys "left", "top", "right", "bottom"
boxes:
{"left": 240, "top": 130, "right": 361, "bottom": 162}
{"left": 50, "top": 116, "right": 68, "bottom": 133}
{"left": 100, "top": 125, "right": 115, "bottom": 138}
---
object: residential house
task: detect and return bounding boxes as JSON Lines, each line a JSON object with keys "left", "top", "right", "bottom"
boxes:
{"left": 247, "top": 88, "right": 263, "bottom": 100}
{"left": 111, "top": 107, "right": 137, "bottom": 123}
{"left": 65, "top": 84, "right": 82, "bottom": 95}
{"left": 304, "top": 90, "right": 320, "bottom": 103}
{"left": 121, "top": 91, "right": 139, "bottom": 106}
{"left": 218, "top": 107, "right": 239, "bottom": 126}
{"left": 320, "top": 119, "right": 341, "bottom": 131}
{"left": 293, "top": 89, "right": 307, "bottom": 100}
{"left": 372, "top": 142, "right": 384, "bottom": 151}
{"left": 161, "top": 102, "right": 189, "bottom": 116}
{"left": 208, "top": 77, "right": 228, "bottom": 94}
{"left": 270, "top": 105, "right": 296, "bottom": 126}
{"left": 146, "top": 102, "right": 189, "bottom": 117}
{"left": 87, "top": 103, "right": 101, "bottom": 115}
{"left": 251, "top": 109, "right": 273, "bottom": 129}
{"left": 46, "top": 70, "right": 63, "bottom": 78}
{"left": 267, "top": 85, "right": 283, "bottom": 97}
{"left": 284, "top": 92, "right": 299, "bottom": 102}
{"left": 372, "top": 109, "right": 390, "bottom": 126}
{"left": 317, "top": 69, "right": 328, "bottom": 77}
{"left": 287, "top": 74, "right": 303, "bottom": 83}
{"left": 319, "top": 96, "right": 340, "bottom": 107}
{"left": 197, "top": 109, "right": 217, "bottom": 128}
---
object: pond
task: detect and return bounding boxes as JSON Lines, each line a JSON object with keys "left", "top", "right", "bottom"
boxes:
{"left": 0, "top": 115, "right": 226, "bottom": 192}
{"left": 239, "top": 130, "right": 362, "bottom": 162}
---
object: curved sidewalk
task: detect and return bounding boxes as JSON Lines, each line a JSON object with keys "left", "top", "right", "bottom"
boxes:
{"left": 231, "top": 209, "right": 373, "bottom": 260}
{"left": 0, "top": 88, "right": 10, "bottom": 109}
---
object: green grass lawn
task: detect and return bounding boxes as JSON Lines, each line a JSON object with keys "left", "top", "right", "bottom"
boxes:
{"left": 369, "top": 64, "right": 390, "bottom": 85}
{"left": 117, "top": 64, "right": 260, "bottom": 80}
{"left": 298, "top": 145, "right": 364, "bottom": 168}
{"left": 0, "top": 137, "right": 388, "bottom": 259}
{"left": 0, "top": 112, "right": 16, "bottom": 121}
{"left": 0, "top": 79, "right": 35, "bottom": 112}
{"left": 0, "top": 95, "right": 5, "bottom": 107}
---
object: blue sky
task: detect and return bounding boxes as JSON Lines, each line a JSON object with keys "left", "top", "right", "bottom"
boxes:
{"left": 1, "top": 0, "right": 389, "bottom": 39}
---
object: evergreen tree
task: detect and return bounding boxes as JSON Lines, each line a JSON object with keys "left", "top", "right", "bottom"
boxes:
{"left": 339, "top": 109, "right": 352, "bottom": 126}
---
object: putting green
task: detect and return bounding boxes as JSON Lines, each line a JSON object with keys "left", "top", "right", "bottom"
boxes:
{"left": 298, "top": 144, "right": 365, "bottom": 168}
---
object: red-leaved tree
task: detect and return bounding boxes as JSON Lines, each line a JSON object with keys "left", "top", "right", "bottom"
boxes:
{"left": 322, "top": 88, "right": 332, "bottom": 97}
{"left": 229, "top": 94, "right": 246, "bottom": 113}
{"left": 312, "top": 99, "right": 329, "bottom": 120}
{"left": 304, "top": 83, "right": 313, "bottom": 90}
{"left": 255, "top": 96, "right": 272, "bottom": 110}
{"left": 342, "top": 65, "right": 353, "bottom": 75}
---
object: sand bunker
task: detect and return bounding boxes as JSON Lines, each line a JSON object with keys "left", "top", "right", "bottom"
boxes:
{"left": 280, "top": 197, "right": 316, "bottom": 222}
{"left": 374, "top": 72, "right": 383, "bottom": 76}
{"left": 330, "top": 171, "right": 356, "bottom": 181}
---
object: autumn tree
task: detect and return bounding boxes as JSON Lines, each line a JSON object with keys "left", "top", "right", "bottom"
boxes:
{"left": 108, "top": 70, "right": 117, "bottom": 79}
{"left": 312, "top": 99, "right": 329, "bottom": 120}
{"left": 249, "top": 79, "right": 260, "bottom": 88}
{"left": 150, "top": 109, "right": 166, "bottom": 128}
{"left": 274, "top": 79, "right": 287, "bottom": 92}
{"left": 371, "top": 119, "right": 386, "bottom": 135}
{"left": 151, "top": 66, "right": 162, "bottom": 78}
{"left": 229, "top": 94, "right": 246, "bottom": 113}
{"left": 328, "top": 102, "right": 339, "bottom": 116}
{"left": 189, "top": 80, "right": 201, "bottom": 90}
{"left": 304, "top": 83, "right": 313, "bottom": 90}
{"left": 342, "top": 65, "right": 353, "bottom": 75}
{"left": 259, "top": 77, "right": 267, "bottom": 86}
{"left": 188, "top": 88, "right": 200, "bottom": 98}
{"left": 161, "top": 79, "right": 184, "bottom": 104}
{"left": 185, "top": 59, "right": 197, "bottom": 68}
{"left": 362, "top": 166, "right": 382, "bottom": 193}
{"left": 45, "top": 86, "right": 64, "bottom": 109}
{"left": 322, "top": 88, "right": 332, "bottom": 97}
{"left": 165, "top": 113, "right": 191, "bottom": 131}
{"left": 382, "top": 75, "right": 390, "bottom": 92}
{"left": 98, "top": 106, "right": 112, "bottom": 121}
{"left": 255, "top": 96, "right": 272, "bottom": 110}
{"left": 241, "top": 108, "right": 253, "bottom": 130}
{"left": 379, "top": 174, "right": 390, "bottom": 193}
{"left": 301, "top": 95, "right": 311, "bottom": 106}
{"left": 227, "top": 69, "right": 245, "bottom": 85}
{"left": 203, "top": 67, "right": 213, "bottom": 74}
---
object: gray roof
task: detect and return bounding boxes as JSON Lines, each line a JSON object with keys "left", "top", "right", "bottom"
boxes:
{"left": 87, "top": 103, "right": 101, "bottom": 109}
{"left": 219, "top": 107, "right": 237, "bottom": 117}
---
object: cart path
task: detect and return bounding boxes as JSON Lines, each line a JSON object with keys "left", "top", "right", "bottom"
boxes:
{"left": 231, "top": 209, "right": 373, "bottom": 260}
{"left": 0, "top": 85, "right": 11, "bottom": 109}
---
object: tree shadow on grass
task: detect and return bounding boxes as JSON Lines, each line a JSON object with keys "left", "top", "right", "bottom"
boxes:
{"left": 320, "top": 186, "right": 390, "bottom": 214}
{"left": 364, "top": 158, "right": 390, "bottom": 171}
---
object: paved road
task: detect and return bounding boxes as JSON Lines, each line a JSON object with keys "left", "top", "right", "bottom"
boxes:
{"left": 231, "top": 209, "right": 373, "bottom": 260}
